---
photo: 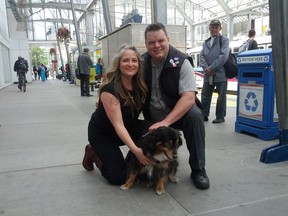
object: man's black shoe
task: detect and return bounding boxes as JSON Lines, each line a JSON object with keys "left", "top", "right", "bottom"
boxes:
{"left": 86, "top": 94, "right": 93, "bottom": 97}
{"left": 191, "top": 169, "right": 210, "bottom": 189}
{"left": 204, "top": 116, "right": 209, "bottom": 122}
{"left": 212, "top": 118, "right": 225, "bottom": 123}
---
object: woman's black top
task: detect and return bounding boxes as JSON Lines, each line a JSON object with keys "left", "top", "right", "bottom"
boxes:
{"left": 89, "top": 83, "right": 139, "bottom": 136}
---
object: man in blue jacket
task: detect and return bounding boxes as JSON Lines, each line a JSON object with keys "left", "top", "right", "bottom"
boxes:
{"left": 142, "top": 22, "right": 210, "bottom": 190}
{"left": 200, "top": 20, "right": 230, "bottom": 123}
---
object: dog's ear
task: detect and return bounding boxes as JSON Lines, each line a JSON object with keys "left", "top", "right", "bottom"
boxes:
{"left": 137, "top": 131, "right": 158, "bottom": 154}
{"left": 168, "top": 128, "right": 182, "bottom": 147}
{"left": 154, "top": 128, "right": 165, "bottom": 142}
{"left": 166, "top": 128, "right": 178, "bottom": 141}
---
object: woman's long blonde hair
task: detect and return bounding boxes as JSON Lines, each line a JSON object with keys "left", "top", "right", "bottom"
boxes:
{"left": 99, "top": 44, "right": 147, "bottom": 113}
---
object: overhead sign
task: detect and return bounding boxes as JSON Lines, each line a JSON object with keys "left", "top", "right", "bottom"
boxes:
{"left": 237, "top": 55, "right": 270, "bottom": 64}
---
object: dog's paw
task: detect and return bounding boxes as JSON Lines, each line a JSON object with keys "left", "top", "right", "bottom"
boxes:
{"left": 169, "top": 176, "right": 179, "bottom": 183}
{"left": 120, "top": 184, "right": 130, "bottom": 190}
{"left": 145, "top": 182, "right": 154, "bottom": 188}
{"left": 155, "top": 189, "right": 165, "bottom": 195}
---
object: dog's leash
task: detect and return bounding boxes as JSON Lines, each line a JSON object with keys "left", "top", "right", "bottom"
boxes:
{"left": 141, "top": 131, "right": 151, "bottom": 138}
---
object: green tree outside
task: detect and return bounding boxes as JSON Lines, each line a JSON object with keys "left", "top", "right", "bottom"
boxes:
{"left": 31, "top": 46, "right": 48, "bottom": 67}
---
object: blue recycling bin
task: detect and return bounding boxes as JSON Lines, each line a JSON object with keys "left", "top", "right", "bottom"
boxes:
{"left": 235, "top": 48, "right": 279, "bottom": 140}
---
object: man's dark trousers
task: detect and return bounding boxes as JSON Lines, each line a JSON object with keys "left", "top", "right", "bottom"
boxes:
{"left": 80, "top": 73, "right": 90, "bottom": 96}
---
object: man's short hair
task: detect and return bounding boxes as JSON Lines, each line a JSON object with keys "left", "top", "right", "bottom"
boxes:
{"left": 144, "top": 22, "right": 168, "bottom": 40}
{"left": 248, "top": 29, "right": 256, "bottom": 37}
{"left": 209, "top": 20, "right": 221, "bottom": 27}
{"left": 83, "top": 48, "right": 89, "bottom": 53}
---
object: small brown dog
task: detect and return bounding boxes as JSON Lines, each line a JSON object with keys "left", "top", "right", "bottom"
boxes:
{"left": 120, "top": 126, "right": 182, "bottom": 195}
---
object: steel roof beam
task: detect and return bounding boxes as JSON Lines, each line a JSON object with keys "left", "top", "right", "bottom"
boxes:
{"left": 216, "top": 0, "right": 232, "bottom": 14}
{"left": 191, "top": 1, "right": 268, "bottom": 26}
{"left": 28, "top": 18, "right": 74, "bottom": 24}
{"left": 7, "top": 0, "right": 21, "bottom": 21}
{"left": 19, "top": 3, "right": 86, "bottom": 12}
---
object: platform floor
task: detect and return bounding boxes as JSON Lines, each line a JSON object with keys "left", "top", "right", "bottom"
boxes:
{"left": 0, "top": 79, "right": 287, "bottom": 216}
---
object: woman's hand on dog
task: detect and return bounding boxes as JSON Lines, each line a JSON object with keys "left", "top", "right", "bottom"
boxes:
{"left": 133, "top": 147, "right": 156, "bottom": 166}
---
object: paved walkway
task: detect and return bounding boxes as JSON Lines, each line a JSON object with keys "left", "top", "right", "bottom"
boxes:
{"left": 0, "top": 79, "right": 287, "bottom": 216}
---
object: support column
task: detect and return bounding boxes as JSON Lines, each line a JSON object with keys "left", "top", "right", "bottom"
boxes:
{"left": 59, "top": 9, "right": 73, "bottom": 82}
{"left": 102, "top": 0, "right": 112, "bottom": 34}
{"left": 226, "top": 15, "right": 234, "bottom": 40}
{"left": 86, "top": 11, "right": 94, "bottom": 46}
{"left": 70, "top": 0, "right": 82, "bottom": 82}
{"left": 151, "top": 0, "right": 167, "bottom": 24}
{"left": 54, "top": 22, "right": 64, "bottom": 77}
{"left": 70, "top": 0, "right": 82, "bottom": 54}
{"left": 260, "top": 0, "right": 288, "bottom": 163}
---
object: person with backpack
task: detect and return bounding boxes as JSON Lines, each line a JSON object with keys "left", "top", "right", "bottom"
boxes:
{"left": 238, "top": 29, "right": 258, "bottom": 53}
{"left": 200, "top": 20, "right": 230, "bottom": 124}
{"left": 14, "top": 56, "right": 29, "bottom": 91}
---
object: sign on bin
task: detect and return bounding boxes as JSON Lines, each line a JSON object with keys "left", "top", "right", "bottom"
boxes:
{"left": 237, "top": 55, "right": 270, "bottom": 64}
{"left": 238, "top": 83, "right": 263, "bottom": 121}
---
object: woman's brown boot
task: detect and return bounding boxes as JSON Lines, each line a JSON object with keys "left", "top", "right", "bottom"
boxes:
{"left": 82, "top": 144, "right": 95, "bottom": 171}
{"left": 92, "top": 153, "right": 103, "bottom": 170}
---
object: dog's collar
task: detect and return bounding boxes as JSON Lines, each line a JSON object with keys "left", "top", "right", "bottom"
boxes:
{"left": 151, "top": 156, "right": 176, "bottom": 164}
{"left": 152, "top": 158, "right": 161, "bottom": 164}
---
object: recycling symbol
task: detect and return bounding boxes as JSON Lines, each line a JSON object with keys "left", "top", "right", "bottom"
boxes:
{"left": 237, "top": 57, "right": 241, "bottom": 64}
{"left": 244, "top": 92, "right": 258, "bottom": 112}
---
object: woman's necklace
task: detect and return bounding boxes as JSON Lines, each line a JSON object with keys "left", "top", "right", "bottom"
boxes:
{"left": 127, "top": 90, "right": 136, "bottom": 119}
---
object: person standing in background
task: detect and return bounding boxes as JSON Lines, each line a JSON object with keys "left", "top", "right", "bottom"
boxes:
{"left": 33, "top": 65, "right": 38, "bottom": 80}
{"left": 200, "top": 20, "right": 230, "bottom": 124}
{"left": 238, "top": 29, "right": 258, "bottom": 53}
{"left": 45, "top": 65, "right": 49, "bottom": 80}
{"left": 39, "top": 64, "right": 46, "bottom": 81}
{"left": 65, "top": 63, "right": 71, "bottom": 82}
{"left": 95, "top": 57, "right": 103, "bottom": 83}
{"left": 247, "top": 29, "right": 258, "bottom": 50}
{"left": 78, "top": 48, "right": 93, "bottom": 97}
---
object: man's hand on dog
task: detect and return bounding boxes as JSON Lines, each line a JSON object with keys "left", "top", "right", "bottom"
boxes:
{"left": 149, "top": 121, "right": 170, "bottom": 131}
{"left": 132, "top": 147, "right": 156, "bottom": 166}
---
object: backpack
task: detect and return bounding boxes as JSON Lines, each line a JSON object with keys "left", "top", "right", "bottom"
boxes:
{"left": 76, "top": 56, "right": 81, "bottom": 79}
{"left": 220, "top": 36, "right": 238, "bottom": 79}
{"left": 75, "top": 68, "right": 81, "bottom": 79}
{"left": 238, "top": 39, "right": 251, "bottom": 53}
{"left": 18, "top": 59, "right": 27, "bottom": 70}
